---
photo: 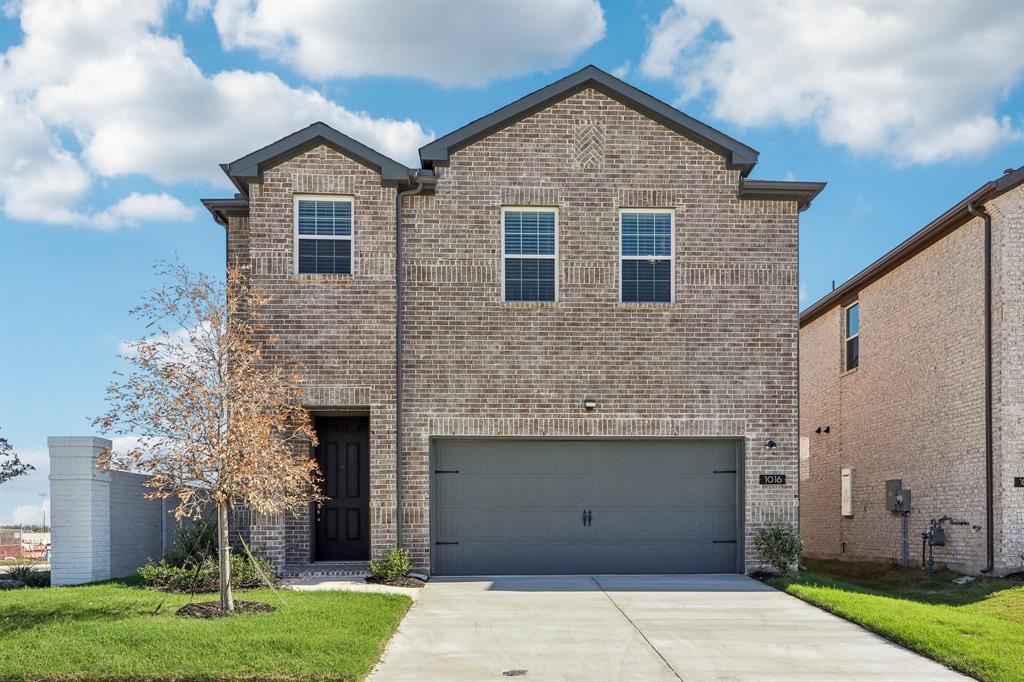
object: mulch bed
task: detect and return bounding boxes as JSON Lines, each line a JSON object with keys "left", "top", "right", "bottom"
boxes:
{"left": 365, "top": 576, "right": 425, "bottom": 588}
{"left": 1006, "top": 572, "right": 1024, "bottom": 582}
{"left": 175, "top": 600, "right": 276, "bottom": 619}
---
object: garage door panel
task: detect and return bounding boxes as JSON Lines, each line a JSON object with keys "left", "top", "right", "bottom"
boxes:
{"left": 593, "top": 508, "right": 736, "bottom": 541}
{"left": 437, "top": 540, "right": 738, "bottom": 575}
{"left": 432, "top": 439, "right": 740, "bottom": 575}
{"left": 435, "top": 508, "right": 587, "bottom": 542}
{"left": 436, "top": 474, "right": 590, "bottom": 507}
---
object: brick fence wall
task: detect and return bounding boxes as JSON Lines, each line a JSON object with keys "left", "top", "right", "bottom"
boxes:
{"left": 48, "top": 436, "right": 179, "bottom": 585}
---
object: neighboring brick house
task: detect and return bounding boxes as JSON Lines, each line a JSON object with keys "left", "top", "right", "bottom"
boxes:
{"left": 203, "top": 66, "right": 824, "bottom": 576}
{"left": 799, "top": 167, "right": 1024, "bottom": 575}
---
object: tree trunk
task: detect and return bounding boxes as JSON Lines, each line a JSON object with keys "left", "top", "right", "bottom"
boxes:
{"left": 217, "top": 501, "right": 234, "bottom": 611}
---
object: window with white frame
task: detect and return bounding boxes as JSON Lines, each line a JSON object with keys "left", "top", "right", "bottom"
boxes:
{"left": 844, "top": 302, "right": 859, "bottom": 371}
{"left": 294, "top": 195, "right": 353, "bottom": 275}
{"left": 620, "top": 210, "right": 673, "bottom": 303}
{"left": 502, "top": 207, "right": 557, "bottom": 302}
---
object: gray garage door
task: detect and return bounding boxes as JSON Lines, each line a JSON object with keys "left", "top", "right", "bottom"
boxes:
{"left": 431, "top": 439, "right": 741, "bottom": 575}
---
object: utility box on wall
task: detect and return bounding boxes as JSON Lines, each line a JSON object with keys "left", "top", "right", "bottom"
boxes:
{"left": 885, "top": 479, "right": 902, "bottom": 511}
{"left": 885, "top": 478, "right": 912, "bottom": 512}
{"left": 841, "top": 468, "right": 853, "bottom": 517}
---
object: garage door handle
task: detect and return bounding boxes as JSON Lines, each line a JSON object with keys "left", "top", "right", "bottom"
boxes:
{"left": 582, "top": 509, "right": 592, "bottom": 527}
{"left": 713, "top": 540, "right": 737, "bottom": 544}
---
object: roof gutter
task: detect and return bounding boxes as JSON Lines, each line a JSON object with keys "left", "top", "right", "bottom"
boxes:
{"left": 201, "top": 197, "right": 249, "bottom": 227}
{"left": 800, "top": 177, "right": 1009, "bottom": 327}
{"left": 967, "top": 201, "right": 995, "bottom": 574}
{"left": 738, "top": 179, "right": 826, "bottom": 212}
{"left": 394, "top": 170, "right": 435, "bottom": 550}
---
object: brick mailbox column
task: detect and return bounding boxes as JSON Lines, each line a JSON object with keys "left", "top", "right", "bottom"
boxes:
{"left": 48, "top": 436, "right": 113, "bottom": 586}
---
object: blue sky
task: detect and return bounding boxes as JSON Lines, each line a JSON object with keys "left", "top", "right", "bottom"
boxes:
{"left": 1, "top": 0, "right": 1022, "bottom": 523}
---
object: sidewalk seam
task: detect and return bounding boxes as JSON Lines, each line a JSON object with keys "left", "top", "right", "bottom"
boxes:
{"left": 590, "top": 576, "right": 684, "bottom": 682}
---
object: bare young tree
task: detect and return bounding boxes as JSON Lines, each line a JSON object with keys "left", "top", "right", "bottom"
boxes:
{"left": 0, "top": 432, "right": 34, "bottom": 486}
{"left": 95, "top": 262, "right": 321, "bottom": 611}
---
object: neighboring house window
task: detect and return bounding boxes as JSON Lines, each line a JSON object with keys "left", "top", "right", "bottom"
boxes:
{"left": 503, "top": 208, "right": 557, "bottom": 302}
{"left": 620, "top": 210, "right": 673, "bottom": 303}
{"left": 294, "top": 195, "right": 353, "bottom": 275}
{"left": 844, "top": 302, "right": 859, "bottom": 371}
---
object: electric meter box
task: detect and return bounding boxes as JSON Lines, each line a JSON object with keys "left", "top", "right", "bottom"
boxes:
{"left": 885, "top": 479, "right": 902, "bottom": 511}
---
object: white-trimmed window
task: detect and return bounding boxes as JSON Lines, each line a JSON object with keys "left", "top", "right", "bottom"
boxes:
{"left": 294, "top": 195, "right": 353, "bottom": 275}
{"left": 502, "top": 207, "right": 557, "bottom": 302}
{"left": 844, "top": 302, "right": 859, "bottom": 371}
{"left": 620, "top": 209, "right": 673, "bottom": 303}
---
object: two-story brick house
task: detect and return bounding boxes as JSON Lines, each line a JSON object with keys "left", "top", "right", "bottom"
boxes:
{"left": 203, "top": 66, "right": 824, "bottom": 576}
{"left": 800, "top": 167, "right": 1023, "bottom": 575}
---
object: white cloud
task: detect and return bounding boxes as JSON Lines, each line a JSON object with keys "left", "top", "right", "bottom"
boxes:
{"left": 211, "top": 0, "right": 606, "bottom": 88}
{"left": 0, "top": 93, "right": 92, "bottom": 224}
{"left": 110, "top": 436, "right": 145, "bottom": 457}
{"left": 90, "top": 193, "right": 196, "bottom": 231}
{"left": 185, "top": 0, "right": 212, "bottom": 21}
{"left": 1, "top": 0, "right": 433, "bottom": 226}
{"left": 11, "top": 498, "right": 49, "bottom": 527}
{"left": 611, "top": 61, "right": 631, "bottom": 80}
{"left": 799, "top": 283, "right": 807, "bottom": 303}
{"left": 640, "top": 1, "right": 1024, "bottom": 165}
{"left": 0, "top": 446, "right": 50, "bottom": 526}
{"left": 118, "top": 325, "right": 204, "bottom": 359}
{"left": 9, "top": 493, "right": 48, "bottom": 524}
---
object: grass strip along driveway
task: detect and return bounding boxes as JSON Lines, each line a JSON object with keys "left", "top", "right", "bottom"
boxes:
{"left": 0, "top": 579, "right": 410, "bottom": 681}
{"left": 769, "top": 559, "right": 1024, "bottom": 682}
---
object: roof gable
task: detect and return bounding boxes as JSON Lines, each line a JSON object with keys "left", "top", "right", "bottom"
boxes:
{"left": 418, "top": 65, "right": 759, "bottom": 175}
{"left": 223, "top": 122, "right": 415, "bottom": 192}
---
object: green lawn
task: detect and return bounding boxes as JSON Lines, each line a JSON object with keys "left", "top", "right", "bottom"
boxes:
{"left": 769, "top": 558, "right": 1024, "bottom": 682}
{"left": 0, "top": 579, "right": 411, "bottom": 681}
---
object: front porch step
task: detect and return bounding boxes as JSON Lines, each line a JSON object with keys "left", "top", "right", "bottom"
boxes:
{"left": 281, "top": 561, "right": 369, "bottom": 578}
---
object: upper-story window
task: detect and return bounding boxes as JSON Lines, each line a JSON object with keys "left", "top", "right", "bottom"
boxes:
{"left": 503, "top": 207, "right": 557, "bottom": 302}
{"left": 295, "top": 195, "right": 353, "bottom": 275}
{"left": 620, "top": 210, "right": 673, "bottom": 303}
{"left": 844, "top": 302, "right": 859, "bottom": 371}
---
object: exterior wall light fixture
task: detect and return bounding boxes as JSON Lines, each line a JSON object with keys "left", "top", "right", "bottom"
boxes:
{"left": 583, "top": 395, "right": 597, "bottom": 410}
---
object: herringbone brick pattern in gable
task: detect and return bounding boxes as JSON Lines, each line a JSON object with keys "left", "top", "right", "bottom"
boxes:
{"left": 573, "top": 119, "right": 605, "bottom": 169}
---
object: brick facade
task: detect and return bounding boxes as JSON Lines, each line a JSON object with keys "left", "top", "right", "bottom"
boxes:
{"left": 224, "top": 86, "right": 805, "bottom": 574}
{"left": 799, "top": 183, "right": 1023, "bottom": 574}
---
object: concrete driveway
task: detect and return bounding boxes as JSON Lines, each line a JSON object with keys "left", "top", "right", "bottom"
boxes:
{"left": 369, "top": 574, "right": 967, "bottom": 682}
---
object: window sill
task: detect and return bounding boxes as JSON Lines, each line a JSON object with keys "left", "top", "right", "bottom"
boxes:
{"left": 617, "top": 302, "right": 675, "bottom": 309}
{"left": 500, "top": 301, "right": 560, "bottom": 308}
{"left": 840, "top": 366, "right": 858, "bottom": 378}
{"left": 291, "top": 273, "right": 355, "bottom": 283}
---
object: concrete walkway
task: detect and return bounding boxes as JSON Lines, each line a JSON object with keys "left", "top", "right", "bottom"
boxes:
{"left": 369, "top": 574, "right": 967, "bottom": 682}
{"left": 285, "top": 575, "right": 423, "bottom": 601}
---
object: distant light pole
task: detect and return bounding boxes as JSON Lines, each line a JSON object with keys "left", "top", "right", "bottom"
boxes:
{"left": 38, "top": 492, "right": 48, "bottom": 531}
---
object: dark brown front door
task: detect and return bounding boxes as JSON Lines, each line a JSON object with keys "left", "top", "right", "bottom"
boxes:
{"left": 314, "top": 417, "right": 370, "bottom": 561}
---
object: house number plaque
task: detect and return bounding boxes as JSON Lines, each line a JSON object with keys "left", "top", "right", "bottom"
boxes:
{"left": 759, "top": 474, "right": 786, "bottom": 485}
{"left": 1014, "top": 477, "right": 1024, "bottom": 488}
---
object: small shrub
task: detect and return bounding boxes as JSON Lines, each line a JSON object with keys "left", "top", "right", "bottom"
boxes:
{"left": 367, "top": 548, "right": 412, "bottom": 582}
{"left": 162, "top": 520, "right": 216, "bottom": 568}
{"left": 2, "top": 561, "right": 50, "bottom": 588}
{"left": 754, "top": 521, "right": 804, "bottom": 576}
{"left": 138, "top": 554, "right": 275, "bottom": 592}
